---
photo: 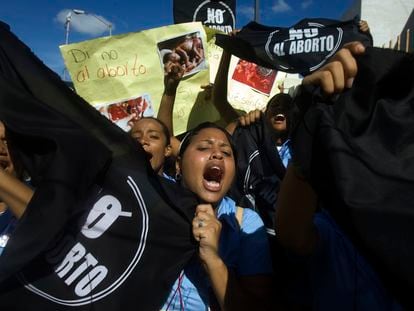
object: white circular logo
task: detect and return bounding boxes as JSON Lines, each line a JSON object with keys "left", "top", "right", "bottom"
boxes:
{"left": 193, "top": 0, "right": 235, "bottom": 34}
{"left": 18, "top": 176, "right": 148, "bottom": 306}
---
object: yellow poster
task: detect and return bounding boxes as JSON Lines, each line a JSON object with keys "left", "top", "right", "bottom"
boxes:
{"left": 60, "top": 22, "right": 209, "bottom": 134}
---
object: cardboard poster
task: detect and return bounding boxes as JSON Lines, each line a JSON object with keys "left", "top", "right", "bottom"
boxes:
{"left": 60, "top": 22, "right": 209, "bottom": 133}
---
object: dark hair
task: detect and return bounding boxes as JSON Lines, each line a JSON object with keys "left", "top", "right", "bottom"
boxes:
{"left": 178, "top": 122, "right": 236, "bottom": 160}
{"left": 134, "top": 117, "right": 171, "bottom": 146}
{"left": 2, "top": 126, "right": 25, "bottom": 180}
{"left": 265, "top": 93, "right": 296, "bottom": 135}
{"left": 265, "top": 93, "right": 293, "bottom": 116}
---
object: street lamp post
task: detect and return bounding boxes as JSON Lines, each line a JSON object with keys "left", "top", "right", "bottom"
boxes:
{"left": 255, "top": 0, "right": 260, "bottom": 23}
{"left": 72, "top": 9, "right": 112, "bottom": 36}
{"left": 62, "top": 9, "right": 113, "bottom": 80}
{"left": 63, "top": 9, "right": 112, "bottom": 46}
{"left": 64, "top": 11, "right": 72, "bottom": 45}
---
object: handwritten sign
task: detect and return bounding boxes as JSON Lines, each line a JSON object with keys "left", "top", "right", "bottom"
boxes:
{"left": 60, "top": 22, "right": 209, "bottom": 134}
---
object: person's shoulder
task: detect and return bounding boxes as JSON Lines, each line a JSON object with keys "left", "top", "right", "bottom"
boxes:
{"left": 312, "top": 209, "right": 355, "bottom": 255}
{"left": 313, "top": 210, "right": 341, "bottom": 237}
{"left": 240, "top": 207, "right": 265, "bottom": 233}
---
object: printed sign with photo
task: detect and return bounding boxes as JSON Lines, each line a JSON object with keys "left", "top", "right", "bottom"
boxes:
{"left": 231, "top": 60, "right": 277, "bottom": 95}
{"left": 157, "top": 31, "right": 207, "bottom": 77}
{"left": 97, "top": 94, "right": 154, "bottom": 131}
{"left": 60, "top": 22, "right": 209, "bottom": 135}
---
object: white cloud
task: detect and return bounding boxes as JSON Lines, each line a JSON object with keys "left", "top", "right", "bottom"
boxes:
{"left": 56, "top": 9, "right": 114, "bottom": 36}
{"left": 239, "top": 5, "right": 255, "bottom": 19}
{"left": 301, "top": 0, "right": 313, "bottom": 9}
{"left": 272, "top": 0, "right": 292, "bottom": 13}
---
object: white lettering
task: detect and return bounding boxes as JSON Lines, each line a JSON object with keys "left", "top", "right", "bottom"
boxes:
{"left": 75, "top": 266, "right": 108, "bottom": 297}
{"left": 289, "top": 29, "right": 303, "bottom": 40}
{"left": 64, "top": 253, "right": 98, "bottom": 285}
{"left": 296, "top": 40, "right": 304, "bottom": 53}
{"left": 289, "top": 41, "right": 297, "bottom": 54}
{"left": 304, "top": 28, "right": 318, "bottom": 38}
{"left": 82, "top": 195, "right": 132, "bottom": 239}
{"left": 326, "top": 35, "right": 334, "bottom": 51}
{"left": 312, "top": 38, "right": 319, "bottom": 52}
{"left": 206, "top": 8, "right": 226, "bottom": 24}
{"left": 320, "top": 36, "right": 327, "bottom": 52}
{"left": 304, "top": 39, "right": 312, "bottom": 53}
{"left": 56, "top": 243, "right": 86, "bottom": 278}
{"left": 53, "top": 241, "right": 109, "bottom": 297}
{"left": 286, "top": 35, "right": 336, "bottom": 55}
{"left": 272, "top": 42, "right": 285, "bottom": 56}
{"left": 208, "top": 25, "right": 233, "bottom": 33}
{"left": 206, "top": 8, "right": 215, "bottom": 23}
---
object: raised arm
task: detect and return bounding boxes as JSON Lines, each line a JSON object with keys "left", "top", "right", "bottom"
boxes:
{"left": 276, "top": 42, "right": 366, "bottom": 255}
{"left": 156, "top": 62, "right": 184, "bottom": 156}
{"left": 157, "top": 62, "right": 184, "bottom": 134}
{"left": 213, "top": 50, "right": 240, "bottom": 130}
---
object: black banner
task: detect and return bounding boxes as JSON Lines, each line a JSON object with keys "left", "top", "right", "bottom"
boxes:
{"left": 174, "top": 0, "right": 236, "bottom": 34}
{"left": 0, "top": 21, "right": 196, "bottom": 310}
{"left": 292, "top": 47, "right": 414, "bottom": 308}
{"left": 216, "top": 17, "right": 373, "bottom": 75}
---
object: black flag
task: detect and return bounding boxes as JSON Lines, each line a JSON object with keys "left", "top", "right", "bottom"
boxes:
{"left": 216, "top": 17, "right": 373, "bottom": 75}
{"left": 173, "top": 0, "right": 236, "bottom": 34}
{"left": 230, "top": 116, "right": 286, "bottom": 234}
{"left": 0, "top": 21, "right": 197, "bottom": 310}
{"left": 292, "top": 47, "right": 414, "bottom": 308}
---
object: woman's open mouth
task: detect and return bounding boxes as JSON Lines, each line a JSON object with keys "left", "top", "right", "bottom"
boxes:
{"left": 142, "top": 146, "right": 153, "bottom": 161}
{"left": 273, "top": 114, "right": 286, "bottom": 123}
{"left": 203, "top": 164, "right": 224, "bottom": 192}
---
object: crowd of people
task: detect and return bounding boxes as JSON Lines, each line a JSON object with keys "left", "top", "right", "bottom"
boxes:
{"left": 0, "top": 19, "right": 408, "bottom": 310}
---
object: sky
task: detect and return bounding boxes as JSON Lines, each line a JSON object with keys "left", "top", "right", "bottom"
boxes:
{"left": 0, "top": 0, "right": 354, "bottom": 78}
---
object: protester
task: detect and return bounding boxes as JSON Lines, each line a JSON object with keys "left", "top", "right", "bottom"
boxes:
{"left": 130, "top": 117, "right": 173, "bottom": 177}
{"left": 162, "top": 122, "right": 273, "bottom": 310}
{"left": 156, "top": 60, "right": 274, "bottom": 309}
{"left": 157, "top": 60, "right": 185, "bottom": 140}
{"left": 213, "top": 48, "right": 294, "bottom": 232}
{"left": 0, "top": 121, "right": 33, "bottom": 255}
{"left": 212, "top": 47, "right": 300, "bottom": 308}
{"left": 276, "top": 42, "right": 403, "bottom": 310}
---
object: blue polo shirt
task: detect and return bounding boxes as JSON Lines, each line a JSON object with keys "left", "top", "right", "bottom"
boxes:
{"left": 0, "top": 209, "right": 16, "bottom": 256}
{"left": 277, "top": 139, "right": 291, "bottom": 168}
{"left": 162, "top": 196, "right": 272, "bottom": 310}
{"left": 301, "top": 210, "right": 402, "bottom": 310}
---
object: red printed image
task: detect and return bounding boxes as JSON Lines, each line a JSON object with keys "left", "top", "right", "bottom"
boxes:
{"left": 97, "top": 94, "right": 154, "bottom": 132}
{"left": 231, "top": 60, "right": 277, "bottom": 95}
{"left": 107, "top": 96, "right": 149, "bottom": 122}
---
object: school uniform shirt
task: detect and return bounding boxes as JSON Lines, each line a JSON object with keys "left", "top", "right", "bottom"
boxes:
{"left": 162, "top": 196, "right": 272, "bottom": 311}
{"left": 309, "top": 210, "right": 402, "bottom": 311}
{"left": 277, "top": 139, "right": 291, "bottom": 169}
{"left": 230, "top": 116, "right": 286, "bottom": 237}
{"left": 0, "top": 209, "right": 16, "bottom": 256}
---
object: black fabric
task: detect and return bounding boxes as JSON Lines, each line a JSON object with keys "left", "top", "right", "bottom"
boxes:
{"left": 291, "top": 47, "right": 414, "bottom": 308}
{"left": 216, "top": 17, "right": 373, "bottom": 75}
{"left": 230, "top": 116, "right": 286, "bottom": 232}
{"left": 0, "top": 22, "right": 197, "bottom": 310}
{"left": 173, "top": 0, "right": 236, "bottom": 34}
